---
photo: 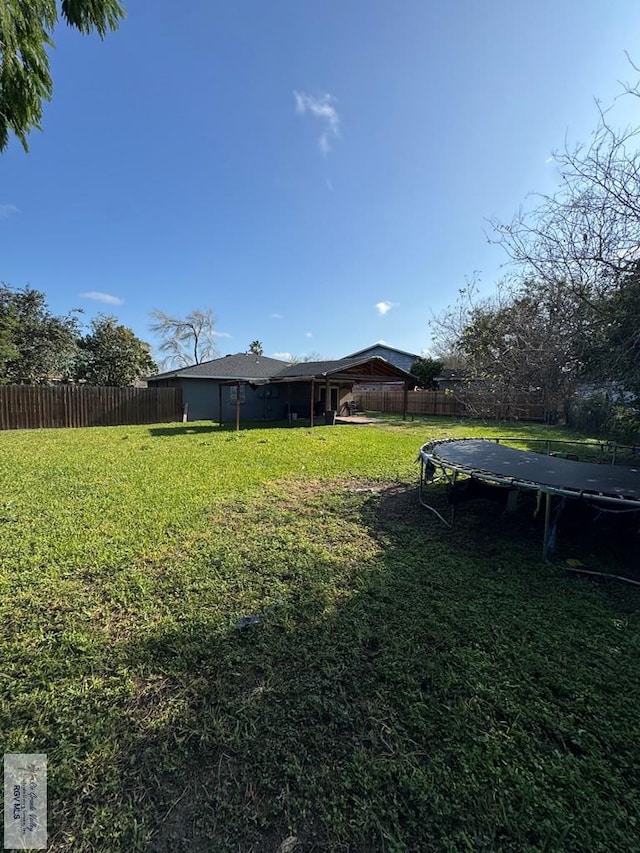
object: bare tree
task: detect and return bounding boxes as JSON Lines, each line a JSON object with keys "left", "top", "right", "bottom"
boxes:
{"left": 429, "top": 275, "right": 483, "bottom": 362}
{"left": 431, "top": 276, "right": 588, "bottom": 421}
{"left": 150, "top": 309, "right": 218, "bottom": 368}
{"left": 292, "top": 351, "right": 323, "bottom": 364}
{"left": 488, "top": 65, "right": 640, "bottom": 396}
{"left": 489, "top": 84, "right": 640, "bottom": 292}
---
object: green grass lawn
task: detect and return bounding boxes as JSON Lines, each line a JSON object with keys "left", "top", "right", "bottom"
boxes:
{"left": 1, "top": 418, "right": 639, "bottom": 852}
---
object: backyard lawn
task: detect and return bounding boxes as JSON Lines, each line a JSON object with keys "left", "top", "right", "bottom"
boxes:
{"left": 1, "top": 418, "right": 639, "bottom": 852}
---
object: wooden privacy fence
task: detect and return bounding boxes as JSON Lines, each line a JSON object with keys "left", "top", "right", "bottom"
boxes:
{"left": 0, "top": 385, "right": 183, "bottom": 430}
{"left": 354, "top": 389, "right": 547, "bottom": 421}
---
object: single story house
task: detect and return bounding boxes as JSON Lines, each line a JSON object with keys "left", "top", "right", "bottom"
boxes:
{"left": 147, "top": 352, "right": 416, "bottom": 426}
{"left": 147, "top": 354, "right": 289, "bottom": 422}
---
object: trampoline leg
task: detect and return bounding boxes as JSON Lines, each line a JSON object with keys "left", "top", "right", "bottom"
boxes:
{"left": 418, "top": 459, "right": 455, "bottom": 528}
{"left": 450, "top": 470, "right": 457, "bottom": 526}
{"left": 542, "top": 491, "right": 552, "bottom": 561}
{"left": 505, "top": 489, "right": 519, "bottom": 515}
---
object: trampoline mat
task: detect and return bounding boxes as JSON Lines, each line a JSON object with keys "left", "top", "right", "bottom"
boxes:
{"left": 430, "top": 439, "right": 640, "bottom": 501}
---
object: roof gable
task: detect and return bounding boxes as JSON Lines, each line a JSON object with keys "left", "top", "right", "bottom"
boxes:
{"left": 343, "top": 343, "right": 420, "bottom": 361}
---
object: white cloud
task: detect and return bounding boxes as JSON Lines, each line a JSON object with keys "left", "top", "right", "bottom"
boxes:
{"left": 545, "top": 156, "right": 554, "bottom": 164}
{"left": 80, "top": 291, "right": 124, "bottom": 306}
{"left": 0, "top": 204, "right": 19, "bottom": 219}
{"left": 270, "top": 313, "right": 284, "bottom": 319}
{"left": 305, "top": 331, "right": 313, "bottom": 338}
{"left": 213, "top": 331, "right": 232, "bottom": 338}
{"left": 272, "top": 351, "right": 293, "bottom": 361}
{"left": 294, "top": 91, "right": 340, "bottom": 155}
{"left": 375, "top": 301, "right": 397, "bottom": 316}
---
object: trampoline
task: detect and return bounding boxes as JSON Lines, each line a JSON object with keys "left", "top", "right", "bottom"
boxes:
{"left": 418, "top": 437, "right": 640, "bottom": 559}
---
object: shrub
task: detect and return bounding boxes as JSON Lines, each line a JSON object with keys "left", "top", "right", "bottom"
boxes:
{"left": 570, "top": 391, "right": 640, "bottom": 444}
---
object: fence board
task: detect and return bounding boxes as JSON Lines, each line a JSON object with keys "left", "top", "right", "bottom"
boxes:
{"left": 355, "top": 389, "right": 546, "bottom": 421}
{"left": 0, "top": 385, "right": 182, "bottom": 430}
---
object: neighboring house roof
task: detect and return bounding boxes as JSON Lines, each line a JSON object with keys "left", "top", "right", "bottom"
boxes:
{"left": 343, "top": 343, "right": 420, "bottom": 361}
{"left": 149, "top": 353, "right": 291, "bottom": 383}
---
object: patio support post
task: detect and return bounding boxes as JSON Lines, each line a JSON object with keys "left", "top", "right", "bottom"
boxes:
{"left": 324, "top": 378, "right": 330, "bottom": 414}
{"left": 218, "top": 384, "right": 223, "bottom": 427}
{"left": 403, "top": 381, "right": 409, "bottom": 421}
{"left": 310, "top": 380, "right": 315, "bottom": 427}
{"left": 235, "top": 382, "right": 241, "bottom": 432}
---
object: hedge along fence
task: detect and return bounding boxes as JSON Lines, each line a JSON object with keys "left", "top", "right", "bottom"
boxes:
{"left": 0, "top": 385, "right": 183, "bottom": 430}
{"left": 354, "top": 389, "right": 547, "bottom": 421}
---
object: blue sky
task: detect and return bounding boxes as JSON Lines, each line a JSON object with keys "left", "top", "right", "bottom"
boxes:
{"left": 2, "top": 0, "right": 640, "bottom": 365}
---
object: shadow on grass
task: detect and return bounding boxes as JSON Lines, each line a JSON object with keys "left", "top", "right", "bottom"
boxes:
{"left": 29, "top": 483, "right": 640, "bottom": 852}
{"left": 147, "top": 424, "right": 227, "bottom": 437}
{"left": 147, "top": 420, "right": 331, "bottom": 438}
{"left": 104, "top": 491, "right": 640, "bottom": 847}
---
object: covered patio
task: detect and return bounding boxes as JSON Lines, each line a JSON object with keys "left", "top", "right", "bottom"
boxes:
{"left": 266, "top": 356, "right": 415, "bottom": 428}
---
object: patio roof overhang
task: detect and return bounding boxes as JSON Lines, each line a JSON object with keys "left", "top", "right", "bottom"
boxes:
{"left": 272, "top": 373, "right": 407, "bottom": 383}
{"left": 270, "top": 356, "right": 415, "bottom": 384}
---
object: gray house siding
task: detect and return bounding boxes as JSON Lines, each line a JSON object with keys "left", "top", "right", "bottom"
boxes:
{"left": 152, "top": 379, "right": 297, "bottom": 422}
{"left": 252, "top": 384, "right": 285, "bottom": 420}
{"left": 178, "top": 380, "right": 287, "bottom": 422}
{"left": 346, "top": 345, "right": 417, "bottom": 372}
{"left": 181, "top": 379, "right": 220, "bottom": 421}
{"left": 184, "top": 381, "right": 349, "bottom": 422}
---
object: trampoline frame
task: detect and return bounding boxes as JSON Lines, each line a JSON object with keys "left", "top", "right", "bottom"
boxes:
{"left": 418, "top": 437, "right": 640, "bottom": 560}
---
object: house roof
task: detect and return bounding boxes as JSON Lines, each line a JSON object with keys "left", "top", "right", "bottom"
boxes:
{"left": 149, "top": 353, "right": 414, "bottom": 385}
{"left": 272, "top": 357, "right": 363, "bottom": 378}
{"left": 272, "top": 356, "right": 414, "bottom": 382}
{"left": 343, "top": 343, "right": 420, "bottom": 360}
{"left": 149, "top": 353, "right": 291, "bottom": 382}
